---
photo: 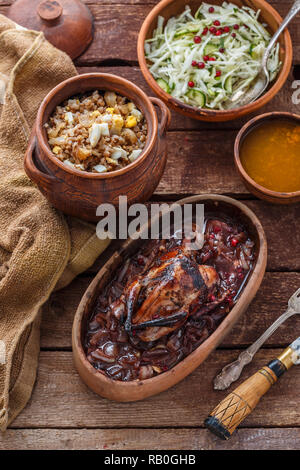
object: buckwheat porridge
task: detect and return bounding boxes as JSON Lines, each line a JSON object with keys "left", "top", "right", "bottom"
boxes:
{"left": 45, "top": 90, "right": 148, "bottom": 173}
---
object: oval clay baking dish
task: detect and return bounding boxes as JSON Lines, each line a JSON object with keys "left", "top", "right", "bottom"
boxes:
{"left": 72, "top": 194, "right": 267, "bottom": 401}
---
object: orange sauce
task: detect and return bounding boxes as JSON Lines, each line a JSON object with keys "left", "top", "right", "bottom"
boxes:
{"left": 240, "top": 119, "right": 300, "bottom": 193}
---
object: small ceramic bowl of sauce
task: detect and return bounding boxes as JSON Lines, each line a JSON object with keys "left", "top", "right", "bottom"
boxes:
{"left": 234, "top": 112, "right": 300, "bottom": 204}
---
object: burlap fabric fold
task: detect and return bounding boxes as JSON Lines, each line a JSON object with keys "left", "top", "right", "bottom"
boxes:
{"left": 0, "top": 15, "right": 110, "bottom": 431}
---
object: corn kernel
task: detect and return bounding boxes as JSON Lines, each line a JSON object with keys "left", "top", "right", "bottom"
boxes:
{"left": 112, "top": 114, "right": 124, "bottom": 132}
{"left": 77, "top": 147, "right": 91, "bottom": 161}
{"left": 105, "top": 157, "right": 117, "bottom": 165}
{"left": 52, "top": 146, "right": 61, "bottom": 154}
{"left": 90, "top": 110, "right": 101, "bottom": 118}
{"left": 125, "top": 115, "right": 137, "bottom": 128}
{"left": 106, "top": 107, "right": 115, "bottom": 114}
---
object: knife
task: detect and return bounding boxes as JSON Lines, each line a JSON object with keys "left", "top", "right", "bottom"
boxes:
{"left": 205, "top": 337, "right": 300, "bottom": 440}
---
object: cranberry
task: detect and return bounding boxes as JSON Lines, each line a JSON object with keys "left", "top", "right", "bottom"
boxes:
{"left": 188, "top": 81, "right": 195, "bottom": 88}
{"left": 233, "top": 24, "right": 240, "bottom": 30}
{"left": 198, "top": 62, "right": 205, "bottom": 69}
{"left": 194, "top": 35, "right": 201, "bottom": 43}
{"left": 203, "top": 55, "right": 209, "bottom": 62}
{"left": 192, "top": 60, "right": 198, "bottom": 67}
{"left": 214, "top": 20, "right": 221, "bottom": 26}
{"left": 209, "top": 27, "right": 217, "bottom": 34}
{"left": 208, "top": 6, "right": 215, "bottom": 13}
{"left": 215, "top": 70, "right": 221, "bottom": 77}
{"left": 215, "top": 30, "right": 222, "bottom": 36}
{"left": 219, "top": 47, "right": 225, "bottom": 53}
{"left": 231, "top": 32, "right": 236, "bottom": 38}
{"left": 202, "top": 27, "right": 208, "bottom": 35}
{"left": 231, "top": 237, "right": 239, "bottom": 247}
{"left": 224, "top": 26, "right": 230, "bottom": 33}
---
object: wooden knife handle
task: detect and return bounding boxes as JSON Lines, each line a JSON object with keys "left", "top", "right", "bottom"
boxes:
{"left": 205, "top": 359, "right": 287, "bottom": 440}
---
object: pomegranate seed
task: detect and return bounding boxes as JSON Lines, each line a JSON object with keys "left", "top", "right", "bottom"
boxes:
{"left": 132, "top": 330, "right": 136, "bottom": 336}
{"left": 215, "top": 70, "right": 221, "bottom": 77}
{"left": 209, "top": 233, "right": 215, "bottom": 239}
{"left": 231, "top": 237, "right": 239, "bottom": 247}
{"left": 163, "top": 365, "right": 168, "bottom": 371}
{"left": 208, "top": 294, "right": 216, "bottom": 302}
{"left": 209, "top": 57, "right": 216, "bottom": 61}
{"left": 231, "top": 32, "right": 236, "bottom": 38}
{"left": 209, "top": 27, "right": 217, "bottom": 34}
{"left": 188, "top": 81, "right": 195, "bottom": 88}
{"left": 208, "top": 6, "right": 215, "bottom": 13}
{"left": 194, "top": 35, "right": 201, "bottom": 43}
{"left": 233, "top": 24, "right": 240, "bottom": 30}
{"left": 202, "top": 27, "right": 208, "bottom": 35}
{"left": 192, "top": 60, "right": 198, "bottom": 67}
{"left": 238, "top": 272, "right": 244, "bottom": 279}
{"left": 219, "top": 47, "right": 225, "bottom": 53}
{"left": 153, "top": 314, "right": 159, "bottom": 319}
{"left": 214, "top": 225, "right": 221, "bottom": 233}
{"left": 198, "top": 61, "right": 205, "bottom": 69}
{"left": 215, "top": 30, "right": 222, "bottom": 36}
{"left": 203, "top": 55, "right": 209, "bottom": 62}
{"left": 226, "top": 295, "right": 233, "bottom": 304}
{"left": 214, "top": 20, "right": 221, "bottom": 26}
{"left": 224, "top": 26, "right": 230, "bottom": 33}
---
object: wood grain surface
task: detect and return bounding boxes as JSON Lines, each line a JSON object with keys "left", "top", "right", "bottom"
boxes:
{"left": 0, "top": 0, "right": 299, "bottom": 451}
{"left": 10, "top": 349, "right": 300, "bottom": 429}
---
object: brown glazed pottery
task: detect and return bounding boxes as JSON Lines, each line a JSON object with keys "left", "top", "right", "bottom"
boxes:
{"left": 234, "top": 112, "right": 300, "bottom": 204}
{"left": 24, "top": 73, "right": 171, "bottom": 222}
{"left": 137, "top": 0, "right": 293, "bottom": 122}
{"left": 72, "top": 194, "right": 267, "bottom": 402}
{"left": 7, "top": 0, "right": 93, "bottom": 59}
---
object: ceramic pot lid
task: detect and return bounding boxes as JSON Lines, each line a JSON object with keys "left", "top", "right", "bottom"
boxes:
{"left": 7, "top": 0, "right": 94, "bottom": 59}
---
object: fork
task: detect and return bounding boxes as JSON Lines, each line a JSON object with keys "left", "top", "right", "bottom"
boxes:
{"left": 213, "top": 287, "right": 300, "bottom": 390}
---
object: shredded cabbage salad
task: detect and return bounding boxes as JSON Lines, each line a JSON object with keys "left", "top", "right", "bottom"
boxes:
{"left": 145, "top": 2, "right": 281, "bottom": 110}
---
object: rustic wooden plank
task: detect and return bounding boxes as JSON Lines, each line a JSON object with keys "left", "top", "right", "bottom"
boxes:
{"left": 41, "top": 272, "right": 300, "bottom": 349}
{"left": 76, "top": 2, "right": 300, "bottom": 65}
{"left": 1, "top": 427, "right": 299, "bottom": 450}
{"left": 77, "top": 66, "right": 300, "bottom": 131}
{"left": 1, "top": 2, "right": 299, "bottom": 63}
{"left": 10, "top": 349, "right": 300, "bottom": 428}
{"left": 155, "top": 132, "right": 297, "bottom": 201}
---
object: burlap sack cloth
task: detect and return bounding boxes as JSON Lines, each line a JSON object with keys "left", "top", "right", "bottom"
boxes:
{"left": 0, "top": 15, "right": 110, "bottom": 431}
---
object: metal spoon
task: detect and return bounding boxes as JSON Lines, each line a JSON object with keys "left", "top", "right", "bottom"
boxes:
{"left": 214, "top": 287, "right": 300, "bottom": 390}
{"left": 225, "top": 0, "right": 300, "bottom": 109}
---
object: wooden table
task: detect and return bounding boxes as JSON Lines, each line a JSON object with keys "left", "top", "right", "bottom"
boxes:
{"left": 1, "top": 0, "right": 300, "bottom": 451}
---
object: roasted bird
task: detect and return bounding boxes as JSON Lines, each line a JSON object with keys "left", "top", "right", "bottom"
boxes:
{"left": 110, "top": 235, "right": 219, "bottom": 342}
{"left": 85, "top": 217, "right": 255, "bottom": 382}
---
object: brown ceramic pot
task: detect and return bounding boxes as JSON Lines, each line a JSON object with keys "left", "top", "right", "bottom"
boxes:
{"left": 72, "top": 194, "right": 267, "bottom": 402}
{"left": 234, "top": 112, "right": 300, "bottom": 204}
{"left": 24, "top": 73, "right": 171, "bottom": 222}
{"left": 137, "top": 0, "right": 293, "bottom": 122}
